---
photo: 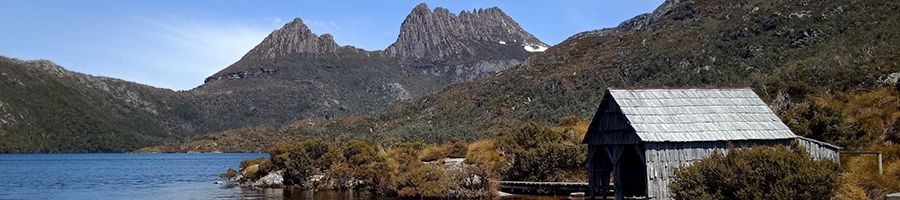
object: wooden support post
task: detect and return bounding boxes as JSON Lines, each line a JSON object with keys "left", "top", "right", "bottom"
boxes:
{"left": 614, "top": 161, "right": 623, "bottom": 200}
{"left": 604, "top": 145, "right": 625, "bottom": 200}
{"left": 588, "top": 146, "right": 596, "bottom": 200}
{"left": 634, "top": 145, "right": 645, "bottom": 165}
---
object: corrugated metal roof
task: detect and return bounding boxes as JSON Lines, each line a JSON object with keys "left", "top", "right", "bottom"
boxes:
{"left": 608, "top": 88, "right": 797, "bottom": 142}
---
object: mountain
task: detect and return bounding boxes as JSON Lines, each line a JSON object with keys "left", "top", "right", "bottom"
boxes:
{"left": 0, "top": 57, "right": 198, "bottom": 152}
{"left": 0, "top": 3, "right": 546, "bottom": 152}
{"left": 151, "top": 0, "right": 900, "bottom": 152}
{"left": 188, "top": 3, "right": 546, "bottom": 133}
{"left": 386, "top": 4, "right": 547, "bottom": 63}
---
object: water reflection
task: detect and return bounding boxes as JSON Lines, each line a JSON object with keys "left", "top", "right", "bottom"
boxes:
{"left": 231, "top": 187, "right": 577, "bottom": 200}
{"left": 225, "top": 188, "right": 390, "bottom": 200}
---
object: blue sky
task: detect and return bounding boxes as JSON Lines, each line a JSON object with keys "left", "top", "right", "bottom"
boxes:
{"left": 0, "top": 0, "right": 663, "bottom": 90}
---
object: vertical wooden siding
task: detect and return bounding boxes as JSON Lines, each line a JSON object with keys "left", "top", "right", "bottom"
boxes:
{"left": 796, "top": 137, "right": 841, "bottom": 162}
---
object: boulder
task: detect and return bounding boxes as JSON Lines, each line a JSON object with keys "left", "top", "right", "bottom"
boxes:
{"left": 252, "top": 170, "right": 284, "bottom": 187}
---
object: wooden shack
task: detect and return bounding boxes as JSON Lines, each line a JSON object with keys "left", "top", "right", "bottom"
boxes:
{"left": 582, "top": 88, "right": 840, "bottom": 200}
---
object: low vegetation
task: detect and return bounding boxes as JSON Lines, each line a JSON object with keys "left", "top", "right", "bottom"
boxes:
{"left": 224, "top": 117, "right": 590, "bottom": 198}
{"left": 669, "top": 145, "right": 841, "bottom": 200}
{"left": 229, "top": 138, "right": 497, "bottom": 198}
{"left": 837, "top": 145, "right": 900, "bottom": 200}
{"left": 497, "top": 120, "right": 587, "bottom": 182}
{"left": 780, "top": 87, "right": 900, "bottom": 199}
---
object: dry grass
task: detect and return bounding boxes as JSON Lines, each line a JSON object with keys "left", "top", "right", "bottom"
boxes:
{"left": 817, "top": 88, "right": 900, "bottom": 140}
{"left": 838, "top": 145, "right": 900, "bottom": 200}
{"left": 464, "top": 140, "right": 506, "bottom": 170}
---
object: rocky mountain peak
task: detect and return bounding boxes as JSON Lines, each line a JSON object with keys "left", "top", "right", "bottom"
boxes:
{"left": 240, "top": 17, "right": 341, "bottom": 60}
{"left": 385, "top": 3, "right": 547, "bottom": 63}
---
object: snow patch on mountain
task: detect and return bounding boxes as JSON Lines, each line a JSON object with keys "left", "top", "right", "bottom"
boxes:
{"left": 523, "top": 43, "right": 548, "bottom": 52}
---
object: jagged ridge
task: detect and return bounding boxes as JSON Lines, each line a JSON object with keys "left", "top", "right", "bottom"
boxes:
{"left": 386, "top": 3, "right": 547, "bottom": 63}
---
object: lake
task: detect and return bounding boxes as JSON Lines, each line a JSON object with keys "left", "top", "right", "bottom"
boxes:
{"left": 0, "top": 153, "right": 279, "bottom": 199}
{"left": 0, "top": 153, "right": 567, "bottom": 200}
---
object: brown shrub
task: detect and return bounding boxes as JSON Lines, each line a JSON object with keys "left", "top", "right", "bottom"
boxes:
{"left": 419, "top": 145, "right": 449, "bottom": 162}
{"left": 464, "top": 140, "right": 506, "bottom": 170}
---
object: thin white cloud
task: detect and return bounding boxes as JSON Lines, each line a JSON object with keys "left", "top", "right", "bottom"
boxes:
{"left": 123, "top": 16, "right": 272, "bottom": 90}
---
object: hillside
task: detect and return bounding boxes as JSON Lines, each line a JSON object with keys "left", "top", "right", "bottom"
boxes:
{"left": 0, "top": 57, "right": 198, "bottom": 152}
{"left": 152, "top": 0, "right": 900, "bottom": 152}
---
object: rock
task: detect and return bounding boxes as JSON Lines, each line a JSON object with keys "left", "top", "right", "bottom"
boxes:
{"left": 881, "top": 72, "right": 900, "bottom": 84}
{"left": 243, "top": 18, "right": 341, "bottom": 60}
{"left": 385, "top": 3, "right": 546, "bottom": 63}
{"left": 442, "top": 158, "right": 466, "bottom": 168}
{"left": 252, "top": 170, "right": 284, "bottom": 187}
{"left": 385, "top": 83, "right": 412, "bottom": 100}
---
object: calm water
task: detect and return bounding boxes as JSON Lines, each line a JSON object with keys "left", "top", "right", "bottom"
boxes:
{"left": 0, "top": 153, "right": 285, "bottom": 200}
{"left": 0, "top": 153, "right": 566, "bottom": 200}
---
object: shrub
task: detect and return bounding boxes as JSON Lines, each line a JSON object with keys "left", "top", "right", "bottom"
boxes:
{"left": 451, "top": 164, "right": 501, "bottom": 198}
{"left": 379, "top": 139, "right": 428, "bottom": 151}
{"left": 322, "top": 140, "right": 389, "bottom": 190}
{"left": 284, "top": 150, "right": 314, "bottom": 186}
{"left": 886, "top": 120, "right": 900, "bottom": 144}
{"left": 419, "top": 145, "right": 449, "bottom": 162}
{"left": 281, "top": 139, "right": 332, "bottom": 186}
{"left": 445, "top": 138, "right": 468, "bottom": 158}
{"left": 464, "top": 140, "right": 506, "bottom": 170}
{"left": 669, "top": 145, "right": 841, "bottom": 200}
{"left": 220, "top": 168, "right": 237, "bottom": 179}
{"left": 341, "top": 140, "right": 380, "bottom": 165}
{"left": 418, "top": 139, "right": 469, "bottom": 162}
{"left": 396, "top": 164, "right": 452, "bottom": 198}
{"left": 239, "top": 157, "right": 266, "bottom": 170}
{"left": 268, "top": 142, "right": 301, "bottom": 158}
{"left": 558, "top": 115, "right": 580, "bottom": 126}
{"left": 788, "top": 103, "right": 868, "bottom": 148}
{"left": 497, "top": 122, "right": 586, "bottom": 181}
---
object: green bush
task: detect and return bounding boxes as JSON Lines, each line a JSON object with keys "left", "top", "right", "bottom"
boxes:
{"left": 788, "top": 103, "right": 868, "bottom": 148}
{"left": 669, "top": 145, "right": 841, "bottom": 200}
{"left": 497, "top": 122, "right": 586, "bottom": 181}
{"left": 239, "top": 157, "right": 266, "bottom": 170}
{"left": 284, "top": 149, "right": 314, "bottom": 186}
{"left": 396, "top": 164, "right": 452, "bottom": 198}
{"left": 281, "top": 139, "right": 332, "bottom": 186}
